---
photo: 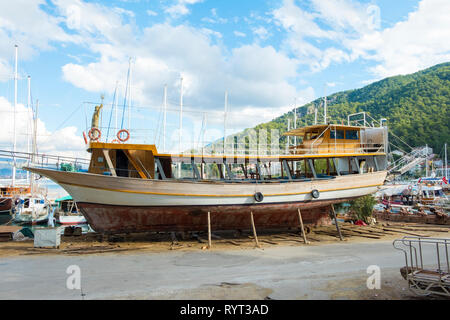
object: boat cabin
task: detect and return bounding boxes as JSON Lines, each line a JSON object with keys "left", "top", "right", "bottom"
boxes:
{"left": 283, "top": 124, "right": 386, "bottom": 155}
{"left": 86, "top": 123, "right": 388, "bottom": 182}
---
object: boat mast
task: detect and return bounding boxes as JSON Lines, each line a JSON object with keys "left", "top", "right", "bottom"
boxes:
{"left": 12, "top": 45, "right": 18, "bottom": 187}
{"left": 163, "top": 84, "right": 167, "bottom": 152}
{"left": 323, "top": 85, "right": 327, "bottom": 124}
{"left": 179, "top": 76, "right": 183, "bottom": 153}
{"left": 128, "top": 58, "right": 132, "bottom": 133}
{"left": 31, "top": 100, "right": 38, "bottom": 196}
{"left": 27, "top": 75, "right": 31, "bottom": 184}
{"left": 293, "top": 100, "right": 297, "bottom": 171}
{"left": 178, "top": 76, "right": 183, "bottom": 178}
{"left": 223, "top": 91, "right": 228, "bottom": 154}
{"left": 286, "top": 119, "right": 290, "bottom": 153}
{"left": 425, "top": 144, "right": 428, "bottom": 177}
{"left": 445, "top": 142, "right": 448, "bottom": 180}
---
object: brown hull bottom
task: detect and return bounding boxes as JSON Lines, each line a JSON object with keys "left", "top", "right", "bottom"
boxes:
{"left": 78, "top": 197, "right": 355, "bottom": 233}
{"left": 0, "top": 198, "right": 12, "bottom": 212}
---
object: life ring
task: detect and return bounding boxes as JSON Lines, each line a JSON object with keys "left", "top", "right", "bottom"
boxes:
{"left": 82, "top": 131, "right": 88, "bottom": 144}
{"left": 408, "top": 185, "right": 413, "bottom": 191}
{"left": 117, "top": 129, "right": 130, "bottom": 142}
{"left": 111, "top": 139, "right": 120, "bottom": 144}
{"left": 88, "top": 128, "right": 101, "bottom": 141}
{"left": 311, "top": 189, "right": 320, "bottom": 199}
{"left": 254, "top": 192, "right": 264, "bottom": 202}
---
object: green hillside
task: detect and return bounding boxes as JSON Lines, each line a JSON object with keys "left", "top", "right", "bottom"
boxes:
{"left": 233, "top": 62, "right": 450, "bottom": 153}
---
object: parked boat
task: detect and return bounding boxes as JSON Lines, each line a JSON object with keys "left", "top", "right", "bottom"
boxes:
{"left": 54, "top": 195, "right": 87, "bottom": 225}
{"left": 0, "top": 185, "right": 31, "bottom": 225}
{"left": 25, "top": 110, "right": 389, "bottom": 234}
{"left": 14, "top": 195, "right": 50, "bottom": 225}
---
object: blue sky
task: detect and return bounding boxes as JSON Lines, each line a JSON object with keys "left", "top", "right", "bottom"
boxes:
{"left": 0, "top": 0, "right": 449, "bottom": 157}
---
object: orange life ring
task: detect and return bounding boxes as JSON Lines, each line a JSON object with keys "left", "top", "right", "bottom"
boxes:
{"left": 82, "top": 131, "right": 88, "bottom": 144}
{"left": 88, "top": 128, "right": 101, "bottom": 141}
{"left": 111, "top": 139, "right": 120, "bottom": 144}
{"left": 117, "top": 129, "right": 130, "bottom": 142}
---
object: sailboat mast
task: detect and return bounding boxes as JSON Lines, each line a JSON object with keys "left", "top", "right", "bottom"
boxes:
{"left": 128, "top": 58, "right": 132, "bottom": 132}
{"left": 163, "top": 84, "right": 167, "bottom": 152}
{"left": 445, "top": 142, "right": 448, "bottom": 180}
{"left": 179, "top": 76, "right": 183, "bottom": 153}
{"left": 27, "top": 75, "right": 31, "bottom": 183}
{"left": 12, "top": 45, "right": 18, "bottom": 187}
{"left": 323, "top": 86, "right": 327, "bottom": 124}
{"left": 31, "top": 100, "right": 38, "bottom": 195}
{"left": 223, "top": 91, "right": 228, "bottom": 154}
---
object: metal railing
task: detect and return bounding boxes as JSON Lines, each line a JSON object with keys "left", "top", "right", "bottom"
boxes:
{"left": 393, "top": 236, "right": 450, "bottom": 297}
{"left": 195, "top": 142, "right": 386, "bottom": 158}
{"left": 0, "top": 150, "right": 90, "bottom": 172}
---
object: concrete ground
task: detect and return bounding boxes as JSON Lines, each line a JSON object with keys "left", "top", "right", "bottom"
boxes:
{"left": 1, "top": 239, "right": 446, "bottom": 300}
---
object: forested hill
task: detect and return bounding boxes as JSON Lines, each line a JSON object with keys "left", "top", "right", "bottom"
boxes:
{"left": 237, "top": 62, "right": 450, "bottom": 153}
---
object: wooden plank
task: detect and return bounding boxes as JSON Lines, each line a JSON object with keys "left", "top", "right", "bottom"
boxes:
{"left": 297, "top": 208, "right": 310, "bottom": 244}
{"left": 207, "top": 211, "right": 212, "bottom": 249}
{"left": 123, "top": 150, "right": 148, "bottom": 179}
{"left": 250, "top": 212, "right": 261, "bottom": 248}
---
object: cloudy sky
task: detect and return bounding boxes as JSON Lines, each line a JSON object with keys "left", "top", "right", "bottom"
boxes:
{"left": 0, "top": 0, "right": 449, "bottom": 157}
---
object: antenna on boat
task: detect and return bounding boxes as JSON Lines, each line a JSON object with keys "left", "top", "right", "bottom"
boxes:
{"left": 12, "top": 44, "right": 18, "bottom": 187}
{"left": 163, "top": 84, "right": 167, "bottom": 152}
{"left": 314, "top": 106, "right": 318, "bottom": 125}
{"left": 286, "top": 118, "right": 290, "bottom": 154}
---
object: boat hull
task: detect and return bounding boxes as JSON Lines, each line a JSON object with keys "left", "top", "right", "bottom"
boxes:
{"left": 25, "top": 168, "right": 387, "bottom": 233}
{"left": 77, "top": 198, "right": 354, "bottom": 233}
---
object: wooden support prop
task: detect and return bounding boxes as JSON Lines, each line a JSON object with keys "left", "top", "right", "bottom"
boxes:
{"left": 297, "top": 208, "right": 310, "bottom": 244}
{"left": 250, "top": 211, "right": 261, "bottom": 248}
{"left": 331, "top": 204, "right": 344, "bottom": 241}
{"left": 207, "top": 211, "right": 212, "bottom": 249}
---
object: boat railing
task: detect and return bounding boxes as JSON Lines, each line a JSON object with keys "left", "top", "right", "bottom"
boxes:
{"left": 201, "top": 142, "right": 386, "bottom": 157}
{"left": 393, "top": 236, "right": 450, "bottom": 297}
{"left": 0, "top": 149, "right": 90, "bottom": 172}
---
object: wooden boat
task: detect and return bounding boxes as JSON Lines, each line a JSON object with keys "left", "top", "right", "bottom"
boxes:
{"left": 26, "top": 118, "right": 388, "bottom": 234}
{"left": 54, "top": 196, "right": 87, "bottom": 225}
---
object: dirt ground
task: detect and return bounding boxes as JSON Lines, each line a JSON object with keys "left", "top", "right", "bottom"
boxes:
{"left": 1, "top": 220, "right": 449, "bottom": 300}
{"left": 1, "top": 220, "right": 450, "bottom": 258}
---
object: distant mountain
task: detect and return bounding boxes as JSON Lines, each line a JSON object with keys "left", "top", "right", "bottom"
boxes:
{"left": 230, "top": 62, "right": 450, "bottom": 153}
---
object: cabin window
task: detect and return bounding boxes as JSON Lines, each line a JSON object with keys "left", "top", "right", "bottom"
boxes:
{"left": 330, "top": 129, "right": 344, "bottom": 139}
{"left": 345, "top": 130, "right": 359, "bottom": 140}
{"left": 116, "top": 150, "right": 130, "bottom": 177}
{"left": 310, "top": 131, "right": 320, "bottom": 140}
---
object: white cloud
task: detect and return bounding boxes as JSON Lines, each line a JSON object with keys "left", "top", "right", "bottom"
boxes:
{"left": 165, "top": 0, "right": 204, "bottom": 18}
{"left": 353, "top": 0, "right": 450, "bottom": 78}
{"left": 0, "top": 96, "right": 87, "bottom": 158}
{"left": 234, "top": 31, "right": 246, "bottom": 38}
{"left": 273, "top": 0, "right": 450, "bottom": 77}
{"left": 146, "top": 10, "right": 158, "bottom": 16}
{"left": 252, "top": 26, "right": 270, "bottom": 40}
{"left": 0, "top": 0, "right": 78, "bottom": 76}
